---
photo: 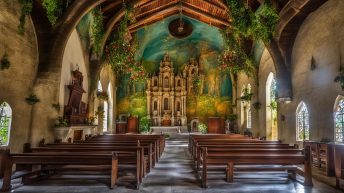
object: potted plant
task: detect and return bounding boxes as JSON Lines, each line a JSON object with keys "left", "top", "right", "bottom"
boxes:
{"left": 96, "top": 91, "right": 109, "bottom": 101}
{"left": 54, "top": 116, "right": 69, "bottom": 127}
{"left": 25, "top": 94, "right": 40, "bottom": 105}
{"left": 253, "top": 102, "right": 261, "bottom": 110}
{"left": 334, "top": 67, "right": 344, "bottom": 90}
{"left": 139, "top": 116, "right": 151, "bottom": 133}
{"left": 198, "top": 123, "right": 207, "bottom": 134}
{"left": 227, "top": 114, "right": 237, "bottom": 122}
{"left": 0, "top": 52, "right": 10, "bottom": 70}
{"left": 95, "top": 106, "right": 105, "bottom": 120}
{"left": 239, "top": 87, "right": 253, "bottom": 102}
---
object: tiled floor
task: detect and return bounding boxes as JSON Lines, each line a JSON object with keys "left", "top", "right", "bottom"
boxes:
{"left": 1, "top": 135, "right": 342, "bottom": 193}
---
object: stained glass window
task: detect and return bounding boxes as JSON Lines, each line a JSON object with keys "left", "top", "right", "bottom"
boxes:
{"left": 296, "top": 102, "right": 309, "bottom": 141}
{"left": 0, "top": 102, "right": 12, "bottom": 146}
{"left": 335, "top": 99, "right": 344, "bottom": 142}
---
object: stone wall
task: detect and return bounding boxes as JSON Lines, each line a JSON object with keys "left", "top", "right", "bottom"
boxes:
{"left": 0, "top": 0, "right": 38, "bottom": 152}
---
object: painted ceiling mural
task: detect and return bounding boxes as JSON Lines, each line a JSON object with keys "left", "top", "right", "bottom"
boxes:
{"left": 117, "top": 15, "right": 234, "bottom": 122}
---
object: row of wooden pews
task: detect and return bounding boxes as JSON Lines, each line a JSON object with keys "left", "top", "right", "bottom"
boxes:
{"left": 0, "top": 134, "right": 165, "bottom": 192}
{"left": 189, "top": 134, "right": 313, "bottom": 188}
{"left": 303, "top": 141, "right": 344, "bottom": 189}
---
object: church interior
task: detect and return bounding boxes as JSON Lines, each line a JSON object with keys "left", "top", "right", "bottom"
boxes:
{"left": 0, "top": 0, "right": 344, "bottom": 192}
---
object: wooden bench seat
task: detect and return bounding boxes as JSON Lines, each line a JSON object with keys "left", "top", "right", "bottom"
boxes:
{"left": 199, "top": 146, "right": 313, "bottom": 188}
{"left": 0, "top": 152, "right": 119, "bottom": 192}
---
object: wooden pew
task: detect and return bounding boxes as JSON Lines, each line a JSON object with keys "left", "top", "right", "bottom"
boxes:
{"left": 42, "top": 141, "right": 154, "bottom": 172}
{"left": 304, "top": 141, "right": 335, "bottom": 176}
{"left": 0, "top": 152, "right": 119, "bottom": 192}
{"left": 200, "top": 146, "right": 313, "bottom": 188}
{"left": 196, "top": 148, "right": 303, "bottom": 169}
{"left": 334, "top": 144, "right": 344, "bottom": 188}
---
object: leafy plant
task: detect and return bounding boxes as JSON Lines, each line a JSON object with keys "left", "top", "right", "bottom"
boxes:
{"left": 52, "top": 103, "right": 60, "bottom": 111}
{"left": 239, "top": 87, "right": 253, "bottom": 101}
{"left": 192, "top": 74, "right": 201, "bottom": 94}
{"left": 198, "top": 123, "right": 207, "bottom": 134}
{"left": 18, "top": 0, "right": 33, "bottom": 35}
{"left": 219, "top": 0, "right": 279, "bottom": 76}
{"left": 139, "top": 116, "right": 151, "bottom": 133}
{"left": 25, "top": 94, "right": 40, "bottom": 105}
{"left": 269, "top": 100, "right": 278, "bottom": 110}
{"left": 86, "top": 116, "right": 97, "bottom": 125}
{"left": 0, "top": 52, "right": 10, "bottom": 70}
{"left": 253, "top": 101, "right": 261, "bottom": 110}
{"left": 227, "top": 114, "right": 237, "bottom": 122}
{"left": 90, "top": 7, "right": 104, "bottom": 56}
{"left": 54, "top": 116, "right": 68, "bottom": 127}
{"left": 104, "top": 2, "right": 146, "bottom": 82}
{"left": 96, "top": 91, "right": 109, "bottom": 101}
{"left": 95, "top": 106, "right": 105, "bottom": 120}
{"left": 334, "top": 67, "right": 344, "bottom": 90}
{"left": 42, "top": 0, "right": 62, "bottom": 26}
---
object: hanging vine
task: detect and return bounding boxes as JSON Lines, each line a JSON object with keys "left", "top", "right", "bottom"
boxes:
{"left": 91, "top": 7, "right": 104, "bottom": 56}
{"left": 219, "top": 0, "right": 279, "bottom": 76}
{"left": 18, "top": 0, "right": 33, "bottom": 35}
{"left": 105, "top": 3, "right": 147, "bottom": 83}
{"left": 42, "top": 0, "right": 62, "bottom": 26}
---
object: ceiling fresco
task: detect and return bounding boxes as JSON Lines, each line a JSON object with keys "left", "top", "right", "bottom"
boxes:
{"left": 136, "top": 15, "right": 225, "bottom": 74}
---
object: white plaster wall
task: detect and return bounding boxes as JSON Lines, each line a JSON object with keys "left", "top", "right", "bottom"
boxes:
{"left": 59, "top": 29, "right": 89, "bottom": 112}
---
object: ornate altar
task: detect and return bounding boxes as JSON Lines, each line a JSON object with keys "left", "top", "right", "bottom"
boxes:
{"left": 146, "top": 53, "right": 199, "bottom": 126}
{"left": 64, "top": 69, "right": 88, "bottom": 125}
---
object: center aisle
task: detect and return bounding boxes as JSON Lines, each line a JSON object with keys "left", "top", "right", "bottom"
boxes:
{"left": 140, "top": 134, "right": 202, "bottom": 193}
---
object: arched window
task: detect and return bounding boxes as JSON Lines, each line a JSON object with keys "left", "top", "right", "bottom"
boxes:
{"left": 0, "top": 102, "right": 12, "bottom": 146}
{"left": 164, "top": 98, "right": 169, "bottom": 110}
{"left": 296, "top": 102, "right": 309, "bottom": 141}
{"left": 97, "top": 80, "right": 102, "bottom": 92}
{"left": 240, "top": 86, "right": 246, "bottom": 127}
{"left": 334, "top": 97, "right": 344, "bottom": 142}
{"left": 266, "top": 72, "right": 278, "bottom": 140}
{"left": 177, "top": 101, "right": 181, "bottom": 112}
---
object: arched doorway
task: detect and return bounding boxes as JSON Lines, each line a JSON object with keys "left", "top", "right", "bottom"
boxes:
{"left": 266, "top": 72, "right": 278, "bottom": 140}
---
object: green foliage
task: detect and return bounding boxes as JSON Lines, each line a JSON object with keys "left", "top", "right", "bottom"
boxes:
{"left": 334, "top": 67, "right": 344, "bottom": 90}
{"left": 269, "top": 100, "right": 278, "bottom": 110}
{"left": 95, "top": 106, "right": 105, "bottom": 120}
{"left": 96, "top": 91, "right": 109, "bottom": 101}
{"left": 198, "top": 123, "right": 207, "bottom": 134}
{"left": 18, "top": 0, "right": 33, "bottom": 35}
{"left": 42, "top": 0, "right": 62, "bottom": 26}
{"left": 0, "top": 103, "right": 10, "bottom": 145}
{"left": 192, "top": 74, "right": 201, "bottom": 94}
{"left": 91, "top": 7, "right": 104, "bottom": 56}
{"left": 0, "top": 52, "right": 10, "bottom": 70}
{"left": 253, "top": 101, "right": 261, "bottom": 110}
{"left": 54, "top": 116, "right": 68, "bottom": 127}
{"left": 139, "top": 116, "right": 151, "bottom": 133}
{"left": 219, "top": 0, "right": 279, "bottom": 76}
{"left": 239, "top": 87, "right": 253, "bottom": 101}
{"left": 25, "top": 94, "right": 40, "bottom": 105}
{"left": 227, "top": 114, "right": 237, "bottom": 122}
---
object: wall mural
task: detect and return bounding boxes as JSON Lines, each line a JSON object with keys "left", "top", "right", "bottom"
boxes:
{"left": 116, "top": 15, "right": 233, "bottom": 124}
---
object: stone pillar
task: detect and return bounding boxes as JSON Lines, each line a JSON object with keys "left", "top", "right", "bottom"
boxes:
{"left": 171, "top": 92, "right": 175, "bottom": 126}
